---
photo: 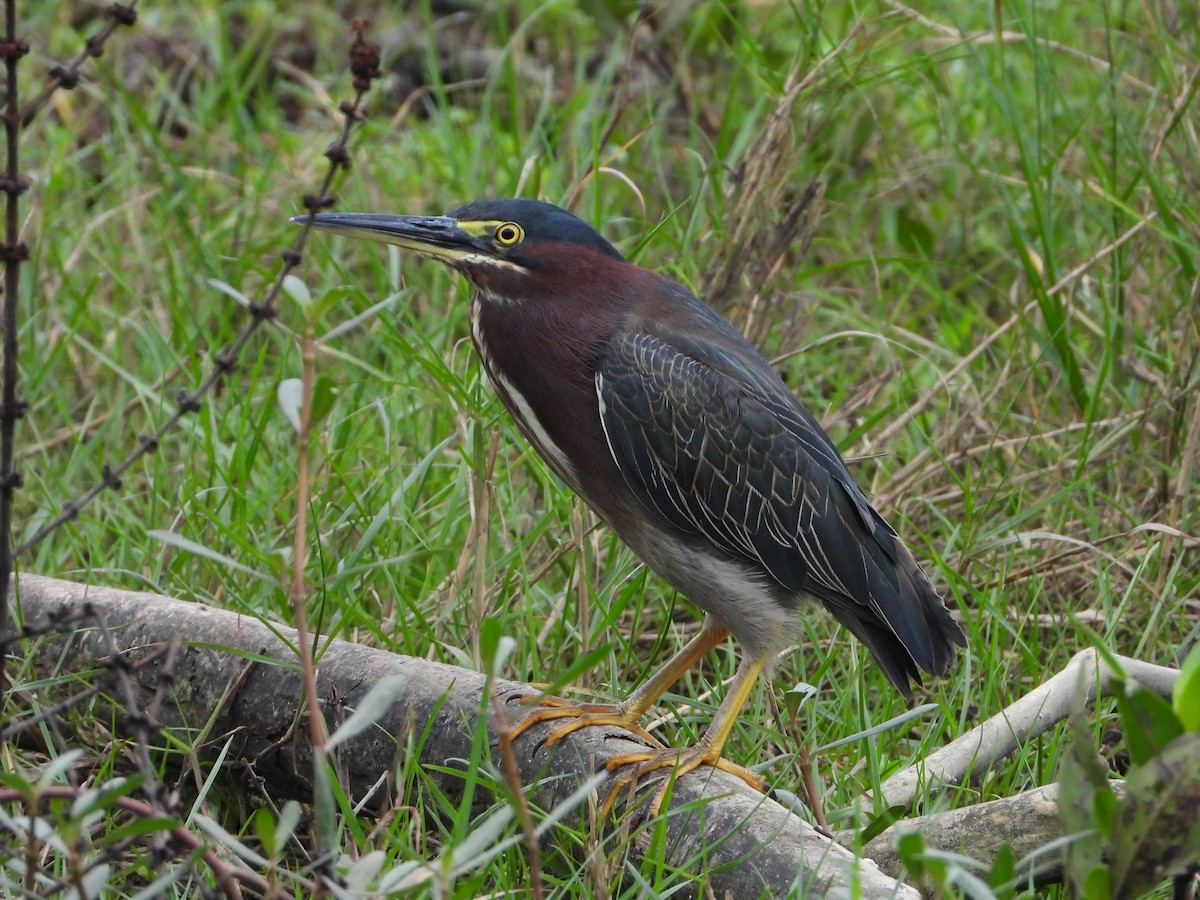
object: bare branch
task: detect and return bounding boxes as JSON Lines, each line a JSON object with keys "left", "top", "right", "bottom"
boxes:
{"left": 878, "top": 648, "right": 1178, "bottom": 810}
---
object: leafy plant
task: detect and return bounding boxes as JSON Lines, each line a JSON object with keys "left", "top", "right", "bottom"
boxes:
{"left": 1059, "top": 644, "right": 1200, "bottom": 899}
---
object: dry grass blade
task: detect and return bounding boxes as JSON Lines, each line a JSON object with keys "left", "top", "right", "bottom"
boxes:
{"left": 698, "top": 30, "right": 863, "bottom": 346}
{"left": 881, "top": 0, "right": 1155, "bottom": 94}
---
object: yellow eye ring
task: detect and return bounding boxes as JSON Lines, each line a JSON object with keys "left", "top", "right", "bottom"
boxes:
{"left": 494, "top": 222, "right": 524, "bottom": 247}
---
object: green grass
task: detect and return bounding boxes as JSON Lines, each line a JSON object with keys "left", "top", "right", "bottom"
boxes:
{"left": 6, "top": 0, "right": 1199, "bottom": 896}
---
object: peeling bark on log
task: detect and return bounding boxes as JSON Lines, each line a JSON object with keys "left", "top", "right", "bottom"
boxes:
{"left": 854, "top": 783, "right": 1068, "bottom": 885}
{"left": 9, "top": 574, "right": 919, "bottom": 899}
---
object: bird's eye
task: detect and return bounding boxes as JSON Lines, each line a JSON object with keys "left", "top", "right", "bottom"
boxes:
{"left": 494, "top": 222, "right": 524, "bottom": 247}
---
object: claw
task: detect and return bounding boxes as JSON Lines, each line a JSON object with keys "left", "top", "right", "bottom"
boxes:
{"left": 502, "top": 622, "right": 771, "bottom": 821}
{"left": 506, "top": 619, "right": 731, "bottom": 752}
{"left": 508, "top": 696, "right": 664, "bottom": 749}
{"left": 600, "top": 745, "right": 766, "bottom": 818}
{"left": 601, "top": 649, "right": 772, "bottom": 819}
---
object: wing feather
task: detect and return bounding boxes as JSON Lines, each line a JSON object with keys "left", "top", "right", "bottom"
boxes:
{"left": 596, "top": 328, "right": 963, "bottom": 688}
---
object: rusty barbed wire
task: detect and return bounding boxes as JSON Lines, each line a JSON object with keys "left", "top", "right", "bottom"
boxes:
{"left": 20, "top": 3, "right": 139, "bottom": 128}
{"left": 13, "top": 21, "right": 383, "bottom": 561}
{"left": 1, "top": 0, "right": 32, "bottom": 686}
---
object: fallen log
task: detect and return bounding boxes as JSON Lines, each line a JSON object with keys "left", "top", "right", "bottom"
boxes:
{"left": 10, "top": 573, "right": 918, "bottom": 899}
{"left": 854, "top": 783, "right": 1081, "bottom": 887}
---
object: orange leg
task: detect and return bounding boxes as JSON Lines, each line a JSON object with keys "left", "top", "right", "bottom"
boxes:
{"left": 600, "top": 650, "right": 770, "bottom": 818}
{"left": 508, "top": 618, "right": 730, "bottom": 750}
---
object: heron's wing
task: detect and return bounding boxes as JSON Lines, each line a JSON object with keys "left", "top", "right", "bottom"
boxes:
{"left": 596, "top": 330, "right": 959, "bottom": 685}
{"left": 597, "top": 332, "right": 873, "bottom": 598}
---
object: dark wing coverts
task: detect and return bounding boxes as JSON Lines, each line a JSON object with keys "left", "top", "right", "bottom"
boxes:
{"left": 597, "top": 329, "right": 962, "bottom": 693}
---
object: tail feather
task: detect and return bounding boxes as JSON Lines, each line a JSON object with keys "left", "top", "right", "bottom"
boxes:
{"left": 829, "top": 610, "right": 922, "bottom": 697}
{"left": 825, "top": 542, "right": 964, "bottom": 695}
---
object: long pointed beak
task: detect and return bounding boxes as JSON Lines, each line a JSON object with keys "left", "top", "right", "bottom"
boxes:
{"left": 294, "top": 212, "right": 483, "bottom": 263}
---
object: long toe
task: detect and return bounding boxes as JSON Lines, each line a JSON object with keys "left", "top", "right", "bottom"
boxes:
{"left": 709, "top": 755, "right": 766, "bottom": 791}
{"left": 508, "top": 697, "right": 663, "bottom": 749}
{"left": 602, "top": 746, "right": 766, "bottom": 818}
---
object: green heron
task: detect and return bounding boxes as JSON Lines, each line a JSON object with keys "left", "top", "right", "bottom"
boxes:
{"left": 302, "top": 199, "right": 965, "bottom": 812}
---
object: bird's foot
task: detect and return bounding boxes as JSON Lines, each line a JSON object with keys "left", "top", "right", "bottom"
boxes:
{"left": 601, "top": 745, "right": 766, "bottom": 818}
{"left": 507, "top": 696, "right": 664, "bottom": 750}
